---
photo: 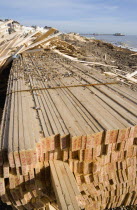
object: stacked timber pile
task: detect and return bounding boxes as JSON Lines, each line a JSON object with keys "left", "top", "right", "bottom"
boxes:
{"left": 0, "top": 51, "right": 137, "bottom": 209}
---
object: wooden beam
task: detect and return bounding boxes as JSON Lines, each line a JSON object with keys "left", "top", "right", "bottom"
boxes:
{"left": 20, "top": 32, "right": 61, "bottom": 53}
{"left": 50, "top": 161, "right": 68, "bottom": 210}
{"left": 0, "top": 20, "right": 13, "bottom": 27}
{"left": 33, "top": 28, "right": 57, "bottom": 43}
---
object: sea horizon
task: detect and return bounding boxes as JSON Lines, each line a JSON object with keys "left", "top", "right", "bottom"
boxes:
{"left": 82, "top": 34, "right": 137, "bottom": 52}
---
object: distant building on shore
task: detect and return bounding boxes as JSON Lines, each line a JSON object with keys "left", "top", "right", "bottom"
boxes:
{"left": 113, "top": 33, "right": 125, "bottom": 36}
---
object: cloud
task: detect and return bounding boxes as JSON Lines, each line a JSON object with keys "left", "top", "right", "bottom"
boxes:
{"left": 0, "top": 0, "right": 69, "bottom": 9}
{"left": 0, "top": 0, "right": 120, "bottom": 25}
{"left": 103, "top": 5, "right": 119, "bottom": 10}
{"left": 0, "top": 0, "right": 118, "bottom": 12}
{"left": 0, "top": 0, "right": 137, "bottom": 34}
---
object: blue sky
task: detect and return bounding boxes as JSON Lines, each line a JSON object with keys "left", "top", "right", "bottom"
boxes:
{"left": 0, "top": 0, "right": 137, "bottom": 34}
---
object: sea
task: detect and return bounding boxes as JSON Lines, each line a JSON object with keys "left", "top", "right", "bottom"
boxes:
{"left": 85, "top": 35, "right": 137, "bottom": 52}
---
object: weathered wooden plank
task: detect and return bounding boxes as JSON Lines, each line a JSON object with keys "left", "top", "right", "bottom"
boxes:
{"left": 49, "top": 161, "right": 68, "bottom": 210}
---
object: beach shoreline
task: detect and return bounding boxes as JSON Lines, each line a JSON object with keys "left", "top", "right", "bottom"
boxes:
{"left": 83, "top": 34, "right": 137, "bottom": 52}
{"left": 61, "top": 33, "right": 137, "bottom": 73}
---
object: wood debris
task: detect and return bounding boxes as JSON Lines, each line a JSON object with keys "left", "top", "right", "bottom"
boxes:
{"left": 47, "top": 39, "right": 82, "bottom": 58}
{"left": 0, "top": 20, "right": 61, "bottom": 72}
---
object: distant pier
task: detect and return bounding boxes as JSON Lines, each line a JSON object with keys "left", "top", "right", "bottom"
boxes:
{"left": 80, "top": 33, "right": 113, "bottom": 36}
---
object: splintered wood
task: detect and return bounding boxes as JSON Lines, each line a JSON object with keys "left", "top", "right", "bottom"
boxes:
{"left": 0, "top": 21, "right": 61, "bottom": 72}
{"left": 0, "top": 51, "right": 137, "bottom": 210}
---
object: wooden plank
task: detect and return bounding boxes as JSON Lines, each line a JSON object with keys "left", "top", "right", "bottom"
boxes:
{"left": 0, "top": 20, "right": 13, "bottom": 27}
{"left": 61, "top": 161, "right": 81, "bottom": 209}
{"left": 14, "top": 31, "right": 39, "bottom": 48}
{"left": 21, "top": 32, "right": 61, "bottom": 53}
{"left": 49, "top": 161, "right": 68, "bottom": 210}
{"left": 33, "top": 28, "right": 56, "bottom": 43}
{"left": 53, "top": 160, "right": 74, "bottom": 210}
{"left": 46, "top": 203, "right": 58, "bottom": 210}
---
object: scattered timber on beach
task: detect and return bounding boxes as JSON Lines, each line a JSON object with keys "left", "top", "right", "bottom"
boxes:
{"left": 0, "top": 20, "right": 61, "bottom": 72}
